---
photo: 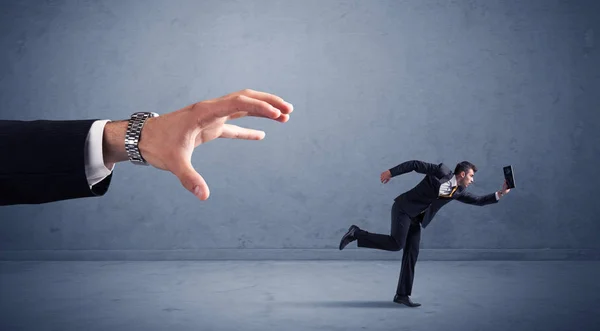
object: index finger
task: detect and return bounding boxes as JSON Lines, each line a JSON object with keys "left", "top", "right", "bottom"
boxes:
{"left": 217, "top": 95, "right": 282, "bottom": 120}
{"left": 238, "top": 89, "right": 294, "bottom": 114}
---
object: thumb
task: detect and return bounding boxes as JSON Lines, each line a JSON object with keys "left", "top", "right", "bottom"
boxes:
{"left": 172, "top": 159, "right": 210, "bottom": 200}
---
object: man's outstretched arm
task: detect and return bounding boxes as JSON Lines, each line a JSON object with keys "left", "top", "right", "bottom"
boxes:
{"left": 456, "top": 181, "right": 511, "bottom": 206}
{"left": 380, "top": 160, "right": 441, "bottom": 184}
{"left": 455, "top": 191, "right": 499, "bottom": 206}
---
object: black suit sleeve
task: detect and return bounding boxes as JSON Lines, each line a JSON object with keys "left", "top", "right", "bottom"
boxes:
{"left": 0, "top": 120, "right": 113, "bottom": 206}
{"left": 389, "top": 160, "right": 441, "bottom": 177}
{"left": 455, "top": 191, "right": 498, "bottom": 206}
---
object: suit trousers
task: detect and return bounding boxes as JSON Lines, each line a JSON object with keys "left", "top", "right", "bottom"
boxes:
{"left": 356, "top": 200, "right": 422, "bottom": 296}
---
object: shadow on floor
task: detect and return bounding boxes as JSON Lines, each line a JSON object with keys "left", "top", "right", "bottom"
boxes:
{"left": 279, "top": 300, "right": 408, "bottom": 308}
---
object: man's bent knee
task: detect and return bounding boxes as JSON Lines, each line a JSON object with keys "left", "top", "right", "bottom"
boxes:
{"left": 392, "top": 238, "right": 405, "bottom": 251}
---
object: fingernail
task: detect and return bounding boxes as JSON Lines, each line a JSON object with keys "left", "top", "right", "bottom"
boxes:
{"left": 193, "top": 185, "right": 201, "bottom": 198}
{"left": 286, "top": 102, "right": 294, "bottom": 111}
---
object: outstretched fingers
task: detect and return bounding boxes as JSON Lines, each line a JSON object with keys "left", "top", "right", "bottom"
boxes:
{"left": 214, "top": 90, "right": 293, "bottom": 121}
{"left": 215, "top": 94, "right": 280, "bottom": 120}
{"left": 239, "top": 89, "right": 294, "bottom": 115}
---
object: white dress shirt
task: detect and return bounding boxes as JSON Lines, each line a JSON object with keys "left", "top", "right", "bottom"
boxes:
{"left": 439, "top": 175, "right": 458, "bottom": 196}
{"left": 84, "top": 120, "right": 114, "bottom": 188}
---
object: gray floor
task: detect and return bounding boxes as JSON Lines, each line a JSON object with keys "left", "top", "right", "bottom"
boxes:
{"left": 1, "top": 261, "right": 599, "bottom": 331}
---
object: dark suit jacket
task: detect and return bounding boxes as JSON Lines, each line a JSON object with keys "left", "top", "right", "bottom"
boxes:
{"left": 390, "top": 160, "right": 498, "bottom": 228}
{"left": 0, "top": 120, "right": 112, "bottom": 206}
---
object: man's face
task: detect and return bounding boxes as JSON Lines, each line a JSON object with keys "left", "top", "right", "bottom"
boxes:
{"left": 458, "top": 169, "right": 475, "bottom": 188}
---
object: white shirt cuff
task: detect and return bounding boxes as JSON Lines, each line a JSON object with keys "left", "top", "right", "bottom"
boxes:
{"left": 84, "top": 120, "right": 114, "bottom": 188}
{"left": 495, "top": 192, "right": 500, "bottom": 200}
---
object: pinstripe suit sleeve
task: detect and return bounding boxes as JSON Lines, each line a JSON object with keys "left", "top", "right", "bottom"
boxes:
{"left": 0, "top": 120, "right": 113, "bottom": 206}
{"left": 455, "top": 191, "right": 499, "bottom": 206}
{"left": 389, "top": 160, "right": 442, "bottom": 177}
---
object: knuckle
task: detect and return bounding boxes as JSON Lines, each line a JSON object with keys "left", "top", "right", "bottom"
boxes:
{"left": 229, "top": 95, "right": 246, "bottom": 111}
{"left": 230, "top": 94, "right": 245, "bottom": 105}
{"left": 231, "top": 94, "right": 244, "bottom": 102}
{"left": 188, "top": 101, "right": 203, "bottom": 113}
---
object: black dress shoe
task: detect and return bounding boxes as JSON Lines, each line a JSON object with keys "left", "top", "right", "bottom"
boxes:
{"left": 393, "top": 294, "right": 421, "bottom": 307}
{"left": 339, "top": 225, "right": 360, "bottom": 250}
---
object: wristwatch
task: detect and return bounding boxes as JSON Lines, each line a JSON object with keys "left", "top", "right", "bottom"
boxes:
{"left": 125, "top": 112, "right": 159, "bottom": 166}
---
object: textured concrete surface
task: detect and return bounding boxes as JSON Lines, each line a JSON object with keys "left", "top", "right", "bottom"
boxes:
{"left": 1, "top": 0, "right": 600, "bottom": 259}
{"left": 1, "top": 261, "right": 599, "bottom": 331}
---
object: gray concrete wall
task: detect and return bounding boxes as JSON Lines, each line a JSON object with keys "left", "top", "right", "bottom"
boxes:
{"left": 1, "top": 0, "right": 599, "bottom": 260}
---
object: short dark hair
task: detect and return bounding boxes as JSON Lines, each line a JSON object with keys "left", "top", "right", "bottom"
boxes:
{"left": 454, "top": 161, "right": 478, "bottom": 175}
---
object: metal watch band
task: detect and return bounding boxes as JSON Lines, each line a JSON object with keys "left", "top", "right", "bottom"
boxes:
{"left": 125, "top": 112, "right": 159, "bottom": 166}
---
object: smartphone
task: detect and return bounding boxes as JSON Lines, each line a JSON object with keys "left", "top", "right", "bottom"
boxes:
{"left": 503, "top": 165, "right": 516, "bottom": 189}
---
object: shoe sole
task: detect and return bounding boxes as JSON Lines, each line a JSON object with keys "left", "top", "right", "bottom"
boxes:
{"left": 393, "top": 300, "right": 421, "bottom": 307}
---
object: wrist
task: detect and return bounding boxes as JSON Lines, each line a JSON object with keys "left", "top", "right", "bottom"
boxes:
{"left": 102, "top": 120, "right": 129, "bottom": 168}
{"left": 125, "top": 112, "right": 159, "bottom": 166}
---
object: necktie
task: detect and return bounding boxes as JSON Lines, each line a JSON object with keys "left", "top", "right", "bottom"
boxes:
{"left": 449, "top": 185, "right": 458, "bottom": 197}
{"left": 443, "top": 185, "right": 458, "bottom": 198}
